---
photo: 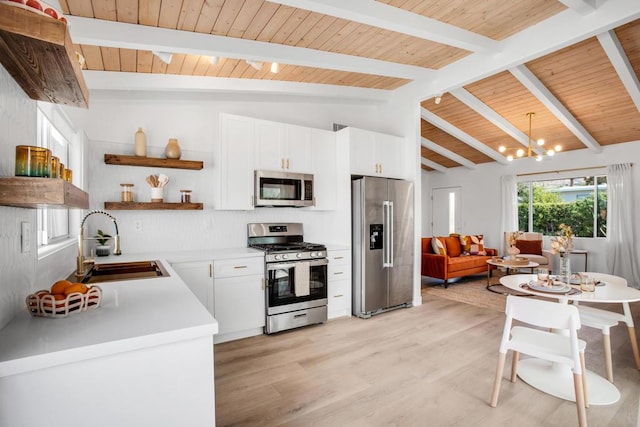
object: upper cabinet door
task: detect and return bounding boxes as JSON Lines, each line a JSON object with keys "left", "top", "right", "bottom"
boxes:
{"left": 349, "top": 128, "right": 377, "bottom": 176}
{"left": 217, "top": 113, "right": 255, "bottom": 210}
{"left": 310, "top": 128, "right": 337, "bottom": 210}
{"left": 284, "top": 124, "right": 313, "bottom": 173}
{"left": 375, "top": 133, "right": 406, "bottom": 179}
{"left": 348, "top": 127, "right": 406, "bottom": 179}
{"left": 254, "top": 119, "right": 285, "bottom": 171}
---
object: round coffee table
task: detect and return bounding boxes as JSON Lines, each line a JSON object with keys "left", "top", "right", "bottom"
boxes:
{"left": 486, "top": 258, "right": 539, "bottom": 295}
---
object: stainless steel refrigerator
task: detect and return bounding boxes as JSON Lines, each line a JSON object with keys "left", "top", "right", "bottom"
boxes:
{"left": 352, "top": 176, "right": 414, "bottom": 318}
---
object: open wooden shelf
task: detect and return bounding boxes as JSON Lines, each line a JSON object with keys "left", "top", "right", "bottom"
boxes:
{"left": 104, "top": 202, "right": 203, "bottom": 210}
{"left": 104, "top": 154, "right": 204, "bottom": 170}
{"left": 0, "top": 2, "right": 89, "bottom": 108}
{"left": 0, "top": 177, "right": 89, "bottom": 209}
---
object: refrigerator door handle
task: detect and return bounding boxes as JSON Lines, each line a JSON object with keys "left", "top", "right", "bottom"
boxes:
{"left": 383, "top": 200, "right": 392, "bottom": 267}
{"left": 389, "top": 200, "right": 394, "bottom": 267}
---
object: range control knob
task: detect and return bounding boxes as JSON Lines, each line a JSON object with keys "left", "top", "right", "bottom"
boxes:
{"left": 296, "top": 253, "right": 303, "bottom": 259}
{"left": 310, "top": 252, "right": 317, "bottom": 257}
{"left": 274, "top": 254, "right": 281, "bottom": 261}
{"left": 282, "top": 254, "right": 288, "bottom": 260}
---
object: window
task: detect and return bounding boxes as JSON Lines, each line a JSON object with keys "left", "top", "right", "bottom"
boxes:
{"left": 517, "top": 175, "right": 607, "bottom": 238}
{"left": 37, "top": 109, "right": 70, "bottom": 247}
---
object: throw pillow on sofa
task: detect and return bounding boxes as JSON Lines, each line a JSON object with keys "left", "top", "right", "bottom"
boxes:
{"left": 431, "top": 236, "right": 447, "bottom": 255}
{"left": 444, "top": 236, "right": 462, "bottom": 257}
{"left": 459, "top": 234, "right": 486, "bottom": 255}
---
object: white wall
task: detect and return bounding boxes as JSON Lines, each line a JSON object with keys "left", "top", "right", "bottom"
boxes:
{"left": 0, "top": 65, "right": 80, "bottom": 330}
{"left": 422, "top": 141, "right": 640, "bottom": 274}
{"left": 65, "top": 91, "right": 409, "bottom": 254}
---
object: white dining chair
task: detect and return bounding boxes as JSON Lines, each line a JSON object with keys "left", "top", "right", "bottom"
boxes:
{"left": 490, "top": 295, "right": 588, "bottom": 427}
{"left": 572, "top": 272, "right": 640, "bottom": 383}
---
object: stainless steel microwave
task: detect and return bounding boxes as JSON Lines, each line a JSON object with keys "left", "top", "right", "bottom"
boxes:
{"left": 254, "top": 170, "right": 314, "bottom": 207}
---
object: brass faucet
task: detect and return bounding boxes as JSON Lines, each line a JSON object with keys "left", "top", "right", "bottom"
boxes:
{"left": 76, "top": 210, "right": 122, "bottom": 277}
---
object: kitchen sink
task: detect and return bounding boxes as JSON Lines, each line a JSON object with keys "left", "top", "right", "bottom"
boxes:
{"left": 79, "top": 260, "right": 169, "bottom": 284}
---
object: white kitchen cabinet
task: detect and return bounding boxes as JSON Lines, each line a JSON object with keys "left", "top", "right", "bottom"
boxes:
{"left": 171, "top": 261, "right": 214, "bottom": 316}
{"left": 254, "top": 119, "right": 312, "bottom": 173}
{"left": 346, "top": 127, "right": 406, "bottom": 179}
{"left": 217, "top": 113, "right": 255, "bottom": 210}
{"left": 310, "top": 128, "right": 337, "bottom": 210}
{"left": 213, "top": 257, "right": 265, "bottom": 343}
{"left": 327, "top": 249, "right": 352, "bottom": 319}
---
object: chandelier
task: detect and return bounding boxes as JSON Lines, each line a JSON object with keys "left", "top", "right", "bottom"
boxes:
{"left": 499, "top": 112, "right": 562, "bottom": 161}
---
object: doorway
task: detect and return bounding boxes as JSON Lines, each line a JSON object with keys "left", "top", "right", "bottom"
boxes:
{"left": 431, "top": 187, "right": 461, "bottom": 236}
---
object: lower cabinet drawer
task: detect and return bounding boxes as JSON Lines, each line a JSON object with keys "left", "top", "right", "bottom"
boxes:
{"left": 328, "top": 278, "right": 351, "bottom": 318}
{"left": 214, "top": 257, "right": 263, "bottom": 278}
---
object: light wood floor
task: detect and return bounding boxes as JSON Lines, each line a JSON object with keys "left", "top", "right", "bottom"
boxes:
{"left": 214, "top": 291, "right": 640, "bottom": 426}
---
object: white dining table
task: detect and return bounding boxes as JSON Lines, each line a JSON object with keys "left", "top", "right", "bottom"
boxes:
{"left": 499, "top": 273, "right": 640, "bottom": 406}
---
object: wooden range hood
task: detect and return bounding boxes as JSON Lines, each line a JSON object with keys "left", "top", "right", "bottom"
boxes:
{"left": 0, "top": 2, "right": 89, "bottom": 108}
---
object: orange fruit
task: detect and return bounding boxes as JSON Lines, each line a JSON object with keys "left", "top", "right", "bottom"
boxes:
{"left": 51, "top": 279, "right": 73, "bottom": 295}
{"left": 42, "top": 293, "right": 66, "bottom": 308}
{"left": 63, "top": 283, "right": 88, "bottom": 296}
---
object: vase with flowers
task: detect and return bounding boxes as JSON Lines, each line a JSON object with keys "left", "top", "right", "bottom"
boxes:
{"left": 550, "top": 224, "right": 574, "bottom": 283}
{"left": 506, "top": 231, "right": 524, "bottom": 260}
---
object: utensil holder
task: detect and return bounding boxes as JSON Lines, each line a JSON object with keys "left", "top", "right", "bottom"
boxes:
{"left": 151, "top": 187, "right": 163, "bottom": 202}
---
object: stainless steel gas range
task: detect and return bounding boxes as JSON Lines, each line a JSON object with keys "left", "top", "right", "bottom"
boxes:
{"left": 248, "top": 223, "right": 328, "bottom": 334}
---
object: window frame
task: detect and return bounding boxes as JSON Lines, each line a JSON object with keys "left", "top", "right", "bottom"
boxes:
{"left": 516, "top": 172, "right": 607, "bottom": 239}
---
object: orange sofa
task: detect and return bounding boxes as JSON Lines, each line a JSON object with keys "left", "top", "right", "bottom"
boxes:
{"left": 421, "top": 236, "right": 497, "bottom": 288}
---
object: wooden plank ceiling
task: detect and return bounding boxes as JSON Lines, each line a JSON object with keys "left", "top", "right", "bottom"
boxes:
{"left": 55, "top": 1, "right": 640, "bottom": 172}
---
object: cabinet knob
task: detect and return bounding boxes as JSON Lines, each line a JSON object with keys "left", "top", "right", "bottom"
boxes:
{"left": 334, "top": 271, "right": 343, "bottom": 275}
{"left": 234, "top": 265, "right": 248, "bottom": 269}
{"left": 286, "top": 158, "right": 290, "bottom": 169}
{"left": 334, "top": 294, "right": 344, "bottom": 298}
{"left": 209, "top": 264, "right": 213, "bottom": 277}
{"left": 281, "top": 158, "right": 285, "bottom": 169}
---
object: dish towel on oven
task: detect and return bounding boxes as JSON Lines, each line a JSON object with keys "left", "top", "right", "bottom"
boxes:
{"left": 295, "top": 261, "right": 310, "bottom": 297}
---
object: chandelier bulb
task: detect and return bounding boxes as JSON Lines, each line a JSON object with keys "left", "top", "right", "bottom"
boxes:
{"left": 516, "top": 148, "right": 524, "bottom": 157}
{"left": 536, "top": 155, "right": 543, "bottom": 161}
{"left": 547, "top": 149, "right": 555, "bottom": 156}
{"left": 498, "top": 146, "right": 506, "bottom": 153}
{"left": 537, "top": 138, "right": 545, "bottom": 146}
{"left": 555, "top": 145, "right": 562, "bottom": 152}
{"left": 507, "top": 155, "right": 514, "bottom": 161}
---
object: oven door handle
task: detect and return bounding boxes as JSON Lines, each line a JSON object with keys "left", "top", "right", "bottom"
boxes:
{"left": 266, "top": 258, "right": 328, "bottom": 271}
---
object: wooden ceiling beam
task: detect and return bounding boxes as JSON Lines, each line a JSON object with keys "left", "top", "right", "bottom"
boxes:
{"left": 421, "top": 137, "right": 476, "bottom": 169}
{"left": 509, "top": 65, "right": 602, "bottom": 153}
{"left": 83, "top": 70, "right": 393, "bottom": 101}
{"left": 420, "top": 108, "right": 509, "bottom": 164}
{"left": 557, "top": 0, "right": 598, "bottom": 15}
{"left": 597, "top": 30, "right": 640, "bottom": 112}
{"left": 268, "top": 0, "right": 499, "bottom": 53}
{"left": 449, "top": 87, "right": 545, "bottom": 156}
{"left": 421, "top": 157, "right": 448, "bottom": 173}
{"left": 67, "top": 16, "right": 433, "bottom": 81}
{"left": 404, "top": 0, "right": 640, "bottom": 100}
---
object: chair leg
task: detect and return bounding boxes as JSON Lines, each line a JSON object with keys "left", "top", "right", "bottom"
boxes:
{"left": 510, "top": 351, "right": 520, "bottom": 382}
{"left": 580, "top": 352, "right": 589, "bottom": 408}
{"left": 603, "top": 333, "right": 613, "bottom": 383}
{"left": 490, "top": 352, "right": 507, "bottom": 408}
{"left": 573, "top": 373, "right": 588, "bottom": 427}
{"left": 627, "top": 326, "right": 640, "bottom": 371}
{"left": 444, "top": 279, "right": 449, "bottom": 289}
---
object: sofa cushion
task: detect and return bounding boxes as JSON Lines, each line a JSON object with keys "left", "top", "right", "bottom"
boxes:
{"left": 431, "top": 237, "right": 447, "bottom": 255}
{"left": 515, "top": 239, "right": 542, "bottom": 255}
{"left": 444, "top": 236, "right": 462, "bottom": 257}
{"left": 460, "top": 234, "right": 486, "bottom": 255}
{"left": 448, "top": 254, "right": 491, "bottom": 273}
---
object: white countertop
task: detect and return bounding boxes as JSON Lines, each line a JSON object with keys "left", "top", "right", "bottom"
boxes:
{"left": 95, "top": 248, "right": 265, "bottom": 264}
{"left": 0, "top": 258, "right": 218, "bottom": 378}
